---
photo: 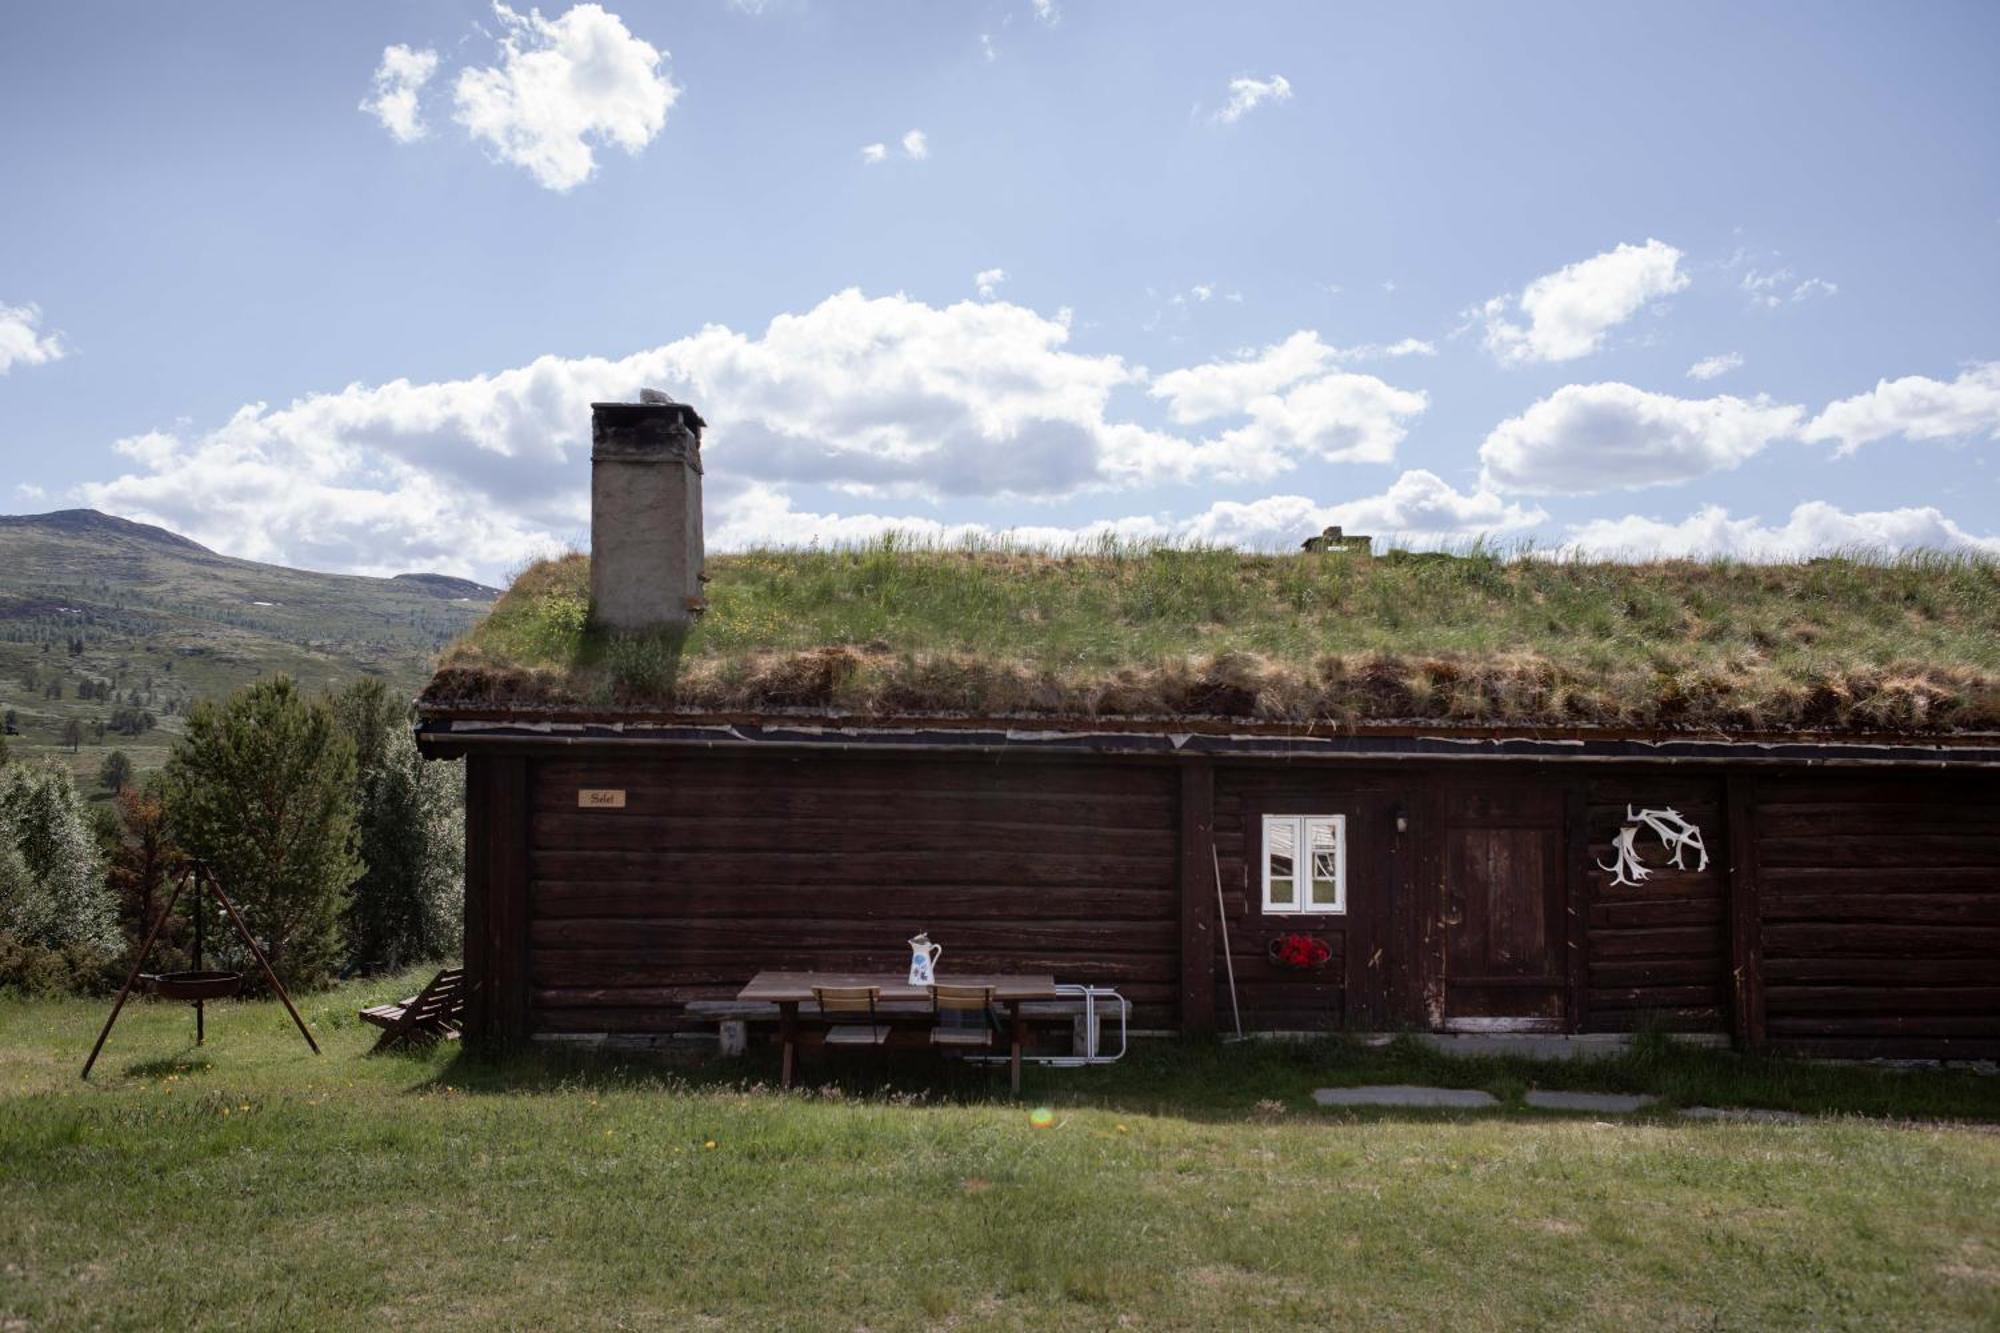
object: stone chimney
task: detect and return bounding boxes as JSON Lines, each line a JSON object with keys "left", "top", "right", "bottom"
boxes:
{"left": 589, "top": 391, "right": 707, "bottom": 631}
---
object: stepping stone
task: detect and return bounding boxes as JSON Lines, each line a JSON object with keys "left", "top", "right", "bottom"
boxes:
{"left": 1679, "top": 1106, "right": 1808, "bottom": 1124}
{"left": 1312, "top": 1085, "right": 1499, "bottom": 1108}
{"left": 1524, "top": 1090, "right": 1657, "bottom": 1113}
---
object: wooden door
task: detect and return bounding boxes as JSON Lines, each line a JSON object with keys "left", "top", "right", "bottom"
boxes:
{"left": 1442, "top": 824, "right": 1566, "bottom": 1029}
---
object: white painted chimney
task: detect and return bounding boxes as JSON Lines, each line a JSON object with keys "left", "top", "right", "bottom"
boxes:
{"left": 589, "top": 391, "right": 707, "bottom": 631}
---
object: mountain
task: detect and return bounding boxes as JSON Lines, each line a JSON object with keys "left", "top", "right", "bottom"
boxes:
{"left": 0, "top": 510, "right": 497, "bottom": 780}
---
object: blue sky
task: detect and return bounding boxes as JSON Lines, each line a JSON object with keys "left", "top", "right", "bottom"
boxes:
{"left": 2, "top": 0, "right": 1996, "bottom": 581}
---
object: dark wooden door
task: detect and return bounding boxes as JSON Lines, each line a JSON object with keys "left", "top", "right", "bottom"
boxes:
{"left": 1443, "top": 824, "right": 1566, "bottom": 1028}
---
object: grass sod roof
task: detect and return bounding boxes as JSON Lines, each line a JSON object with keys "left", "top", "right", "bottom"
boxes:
{"left": 422, "top": 540, "right": 2000, "bottom": 736}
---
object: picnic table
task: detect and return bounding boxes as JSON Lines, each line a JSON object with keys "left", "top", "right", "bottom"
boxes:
{"left": 736, "top": 971, "right": 1059, "bottom": 1093}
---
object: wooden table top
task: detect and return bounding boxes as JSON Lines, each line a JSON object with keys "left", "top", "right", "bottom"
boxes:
{"left": 737, "top": 971, "right": 1060, "bottom": 1004}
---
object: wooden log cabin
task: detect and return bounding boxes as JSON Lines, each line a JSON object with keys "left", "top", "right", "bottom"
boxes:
{"left": 415, "top": 396, "right": 2000, "bottom": 1061}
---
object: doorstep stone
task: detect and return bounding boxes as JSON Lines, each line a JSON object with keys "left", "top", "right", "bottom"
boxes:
{"left": 1312, "top": 1085, "right": 1499, "bottom": 1108}
{"left": 1523, "top": 1090, "right": 1658, "bottom": 1113}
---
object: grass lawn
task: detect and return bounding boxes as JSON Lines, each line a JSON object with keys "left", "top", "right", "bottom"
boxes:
{"left": 3, "top": 973, "right": 1997, "bottom": 1331}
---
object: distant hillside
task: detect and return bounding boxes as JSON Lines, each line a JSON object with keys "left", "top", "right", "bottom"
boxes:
{"left": 0, "top": 509, "right": 497, "bottom": 782}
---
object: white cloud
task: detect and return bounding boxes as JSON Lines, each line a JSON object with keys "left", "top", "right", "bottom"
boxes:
{"left": 1479, "top": 382, "right": 1804, "bottom": 495}
{"left": 1741, "top": 267, "right": 1838, "bottom": 309}
{"left": 451, "top": 3, "right": 678, "bottom": 192}
{"left": 1686, "top": 352, "right": 1743, "bottom": 382}
{"left": 1031, "top": 0, "right": 1059, "bottom": 26}
{"left": 1802, "top": 363, "right": 2000, "bottom": 455}
{"left": 1213, "top": 74, "right": 1292, "bottom": 125}
{"left": 980, "top": 33, "right": 997, "bottom": 62}
{"left": 1150, "top": 331, "right": 1341, "bottom": 424}
{"left": 80, "top": 292, "right": 1447, "bottom": 577}
{"left": 1150, "top": 334, "right": 1428, "bottom": 474}
{"left": 714, "top": 470, "right": 1540, "bottom": 553}
{"left": 901, "top": 129, "right": 929, "bottom": 160}
{"left": 1476, "top": 239, "right": 1688, "bottom": 365}
{"left": 1181, "top": 472, "right": 1544, "bottom": 549}
{"left": 14, "top": 483, "right": 47, "bottom": 505}
{"left": 0, "top": 302, "right": 67, "bottom": 373}
{"left": 859, "top": 142, "right": 887, "bottom": 165}
{"left": 360, "top": 44, "right": 440, "bottom": 143}
{"left": 1562, "top": 501, "right": 2000, "bottom": 561}
{"left": 974, "top": 268, "right": 1007, "bottom": 299}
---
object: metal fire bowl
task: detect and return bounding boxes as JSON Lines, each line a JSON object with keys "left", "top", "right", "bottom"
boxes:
{"left": 154, "top": 970, "right": 244, "bottom": 1001}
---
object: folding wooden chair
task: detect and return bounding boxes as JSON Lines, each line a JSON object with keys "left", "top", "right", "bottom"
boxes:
{"left": 811, "top": 985, "right": 893, "bottom": 1077}
{"left": 359, "top": 967, "right": 469, "bottom": 1053}
{"left": 929, "top": 983, "right": 1000, "bottom": 1051}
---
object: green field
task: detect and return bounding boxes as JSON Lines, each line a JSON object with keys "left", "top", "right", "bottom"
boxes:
{"left": 434, "top": 541, "right": 2000, "bottom": 733}
{"left": 4, "top": 977, "right": 1996, "bottom": 1331}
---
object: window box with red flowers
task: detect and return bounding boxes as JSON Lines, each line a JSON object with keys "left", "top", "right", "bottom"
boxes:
{"left": 1267, "top": 932, "right": 1333, "bottom": 972}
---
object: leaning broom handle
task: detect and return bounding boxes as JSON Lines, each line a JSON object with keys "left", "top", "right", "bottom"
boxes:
{"left": 1212, "top": 844, "right": 1243, "bottom": 1040}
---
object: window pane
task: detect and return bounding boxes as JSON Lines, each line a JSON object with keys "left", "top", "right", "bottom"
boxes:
{"left": 1308, "top": 817, "right": 1342, "bottom": 909}
{"left": 1265, "top": 817, "right": 1298, "bottom": 911}
{"left": 1266, "top": 818, "right": 1295, "bottom": 881}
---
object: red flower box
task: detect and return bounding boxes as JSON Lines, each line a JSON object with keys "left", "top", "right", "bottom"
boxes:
{"left": 1268, "top": 933, "right": 1332, "bottom": 971}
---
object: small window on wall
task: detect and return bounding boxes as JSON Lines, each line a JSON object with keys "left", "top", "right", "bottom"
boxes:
{"left": 1262, "top": 814, "right": 1346, "bottom": 914}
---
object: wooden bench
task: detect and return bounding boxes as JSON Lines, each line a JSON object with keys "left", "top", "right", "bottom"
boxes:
{"left": 686, "top": 996, "right": 1097, "bottom": 1058}
{"left": 359, "top": 967, "right": 469, "bottom": 1053}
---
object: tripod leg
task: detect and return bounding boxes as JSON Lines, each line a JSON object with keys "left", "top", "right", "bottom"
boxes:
{"left": 204, "top": 870, "right": 320, "bottom": 1055}
{"left": 82, "top": 869, "right": 191, "bottom": 1079}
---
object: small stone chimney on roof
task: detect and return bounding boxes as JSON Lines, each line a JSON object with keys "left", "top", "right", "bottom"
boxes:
{"left": 589, "top": 390, "right": 707, "bottom": 632}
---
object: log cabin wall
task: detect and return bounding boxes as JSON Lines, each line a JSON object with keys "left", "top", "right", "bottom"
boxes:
{"left": 1579, "top": 774, "right": 1731, "bottom": 1036}
{"left": 455, "top": 742, "right": 1999, "bottom": 1058}
{"left": 520, "top": 750, "right": 1184, "bottom": 1035}
{"left": 1747, "top": 771, "right": 2000, "bottom": 1061}
{"left": 1210, "top": 766, "right": 1411, "bottom": 1032}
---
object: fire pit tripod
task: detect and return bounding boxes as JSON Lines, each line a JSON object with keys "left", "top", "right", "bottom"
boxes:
{"left": 81, "top": 860, "right": 320, "bottom": 1078}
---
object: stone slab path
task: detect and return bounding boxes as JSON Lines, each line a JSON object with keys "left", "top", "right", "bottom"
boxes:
{"left": 1312, "top": 1085, "right": 1499, "bottom": 1108}
{"left": 1524, "top": 1090, "right": 1658, "bottom": 1113}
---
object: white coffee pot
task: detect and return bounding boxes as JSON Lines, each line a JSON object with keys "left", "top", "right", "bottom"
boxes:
{"left": 907, "top": 932, "right": 942, "bottom": 986}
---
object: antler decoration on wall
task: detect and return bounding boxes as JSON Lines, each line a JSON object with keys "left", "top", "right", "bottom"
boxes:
{"left": 1598, "top": 805, "right": 1708, "bottom": 887}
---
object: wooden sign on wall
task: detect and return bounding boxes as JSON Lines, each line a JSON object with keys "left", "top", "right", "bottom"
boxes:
{"left": 577, "top": 789, "right": 627, "bottom": 809}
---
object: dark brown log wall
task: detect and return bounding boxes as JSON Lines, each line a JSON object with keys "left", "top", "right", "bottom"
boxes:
{"left": 524, "top": 752, "right": 1183, "bottom": 1033}
{"left": 1751, "top": 773, "right": 2000, "bottom": 1060}
{"left": 1582, "top": 775, "right": 1731, "bottom": 1034}
{"left": 1211, "top": 768, "right": 1408, "bottom": 1032}
{"left": 454, "top": 743, "right": 1999, "bottom": 1058}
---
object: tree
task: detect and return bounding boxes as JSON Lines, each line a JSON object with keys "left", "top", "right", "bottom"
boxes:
{"left": 99, "top": 750, "right": 133, "bottom": 794}
{"left": 162, "top": 676, "right": 362, "bottom": 988}
{"left": 0, "top": 763, "right": 118, "bottom": 953}
{"left": 332, "top": 679, "right": 463, "bottom": 970}
{"left": 106, "top": 784, "right": 183, "bottom": 970}
{"left": 61, "top": 719, "right": 82, "bottom": 753}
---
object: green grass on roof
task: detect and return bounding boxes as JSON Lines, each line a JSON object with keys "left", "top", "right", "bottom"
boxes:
{"left": 424, "top": 539, "right": 2000, "bottom": 734}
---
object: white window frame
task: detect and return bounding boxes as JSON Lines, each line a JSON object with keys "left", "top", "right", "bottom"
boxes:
{"left": 1260, "top": 814, "right": 1347, "bottom": 915}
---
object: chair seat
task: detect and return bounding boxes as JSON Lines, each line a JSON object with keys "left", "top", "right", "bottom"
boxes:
{"left": 930, "top": 1027, "right": 994, "bottom": 1048}
{"left": 824, "top": 1024, "right": 892, "bottom": 1046}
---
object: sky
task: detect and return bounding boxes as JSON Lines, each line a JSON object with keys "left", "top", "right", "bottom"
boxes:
{"left": 1, "top": 0, "right": 1997, "bottom": 582}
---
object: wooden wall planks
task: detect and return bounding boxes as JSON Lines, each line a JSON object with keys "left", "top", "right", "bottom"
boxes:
{"left": 454, "top": 744, "right": 1998, "bottom": 1058}
{"left": 524, "top": 751, "right": 1183, "bottom": 1033}
{"left": 1751, "top": 773, "right": 2000, "bottom": 1060}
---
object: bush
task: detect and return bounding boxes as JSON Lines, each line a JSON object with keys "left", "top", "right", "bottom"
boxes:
{"left": 331, "top": 679, "right": 462, "bottom": 971}
{"left": 162, "top": 677, "right": 361, "bottom": 990}
{"left": 0, "top": 763, "right": 119, "bottom": 957}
